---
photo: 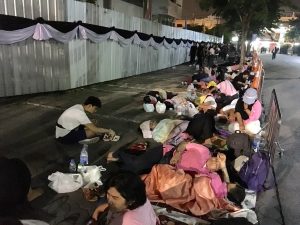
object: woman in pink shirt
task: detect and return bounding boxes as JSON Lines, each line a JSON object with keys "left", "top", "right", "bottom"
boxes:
{"left": 92, "top": 171, "right": 158, "bottom": 225}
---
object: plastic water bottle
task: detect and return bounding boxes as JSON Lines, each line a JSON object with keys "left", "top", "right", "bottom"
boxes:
{"left": 80, "top": 144, "right": 89, "bottom": 166}
{"left": 69, "top": 159, "right": 77, "bottom": 173}
{"left": 252, "top": 134, "right": 261, "bottom": 152}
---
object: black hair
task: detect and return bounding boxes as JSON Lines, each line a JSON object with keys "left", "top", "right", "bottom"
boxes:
{"left": 104, "top": 171, "right": 146, "bottom": 210}
{"left": 227, "top": 184, "right": 246, "bottom": 205}
{"left": 243, "top": 70, "right": 250, "bottom": 76}
{"left": 0, "top": 218, "right": 22, "bottom": 225}
{"left": 209, "top": 86, "right": 218, "bottom": 95}
{"left": 164, "top": 101, "right": 174, "bottom": 110}
{"left": 143, "top": 95, "right": 152, "bottom": 104}
{"left": 84, "top": 96, "right": 102, "bottom": 108}
{"left": 0, "top": 157, "right": 31, "bottom": 217}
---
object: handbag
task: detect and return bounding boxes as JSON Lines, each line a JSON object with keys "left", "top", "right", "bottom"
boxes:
{"left": 226, "top": 130, "right": 252, "bottom": 157}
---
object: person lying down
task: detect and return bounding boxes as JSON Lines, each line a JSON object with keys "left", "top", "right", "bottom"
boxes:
{"left": 142, "top": 141, "right": 244, "bottom": 216}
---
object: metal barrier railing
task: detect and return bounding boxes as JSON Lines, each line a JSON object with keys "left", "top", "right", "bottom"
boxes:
{"left": 257, "top": 68, "right": 265, "bottom": 101}
{"left": 260, "top": 89, "right": 285, "bottom": 225}
{"left": 263, "top": 89, "right": 282, "bottom": 164}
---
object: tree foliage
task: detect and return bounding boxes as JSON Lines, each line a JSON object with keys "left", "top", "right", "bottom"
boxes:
{"left": 186, "top": 24, "right": 205, "bottom": 33}
{"left": 286, "top": 18, "right": 300, "bottom": 42}
{"left": 199, "top": 0, "right": 284, "bottom": 33}
{"left": 206, "top": 24, "right": 232, "bottom": 43}
{"left": 199, "top": 0, "right": 289, "bottom": 64}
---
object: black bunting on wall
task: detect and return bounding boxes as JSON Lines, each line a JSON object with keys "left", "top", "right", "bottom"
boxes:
{"left": 0, "top": 14, "right": 220, "bottom": 46}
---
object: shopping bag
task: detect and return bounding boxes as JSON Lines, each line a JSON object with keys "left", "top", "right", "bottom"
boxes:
{"left": 48, "top": 172, "right": 83, "bottom": 193}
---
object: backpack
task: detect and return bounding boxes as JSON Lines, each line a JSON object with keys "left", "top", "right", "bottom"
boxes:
{"left": 226, "top": 130, "right": 252, "bottom": 157}
{"left": 239, "top": 151, "right": 269, "bottom": 192}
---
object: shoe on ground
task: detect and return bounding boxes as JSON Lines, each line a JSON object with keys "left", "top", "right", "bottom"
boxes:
{"left": 79, "top": 137, "right": 100, "bottom": 145}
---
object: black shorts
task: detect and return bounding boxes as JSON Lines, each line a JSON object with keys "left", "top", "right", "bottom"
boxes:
{"left": 235, "top": 98, "right": 252, "bottom": 120}
{"left": 57, "top": 125, "right": 87, "bottom": 144}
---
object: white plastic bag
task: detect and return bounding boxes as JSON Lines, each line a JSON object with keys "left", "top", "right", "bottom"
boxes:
{"left": 48, "top": 172, "right": 83, "bottom": 193}
{"left": 143, "top": 103, "right": 155, "bottom": 112}
{"left": 155, "top": 101, "right": 166, "bottom": 114}
{"left": 80, "top": 165, "right": 106, "bottom": 185}
{"left": 187, "top": 102, "right": 199, "bottom": 117}
{"left": 186, "top": 84, "right": 197, "bottom": 101}
{"left": 21, "top": 220, "right": 50, "bottom": 225}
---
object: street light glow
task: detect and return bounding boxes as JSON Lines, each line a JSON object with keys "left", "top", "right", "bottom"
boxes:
{"left": 231, "top": 36, "right": 239, "bottom": 42}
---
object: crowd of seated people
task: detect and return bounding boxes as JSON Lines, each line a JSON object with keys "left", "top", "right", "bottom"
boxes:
{"left": 98, "top": 50, "right": 264, "bottom": 224}
{"left": 1, "top": 47, "right": 264, "bottom": 225}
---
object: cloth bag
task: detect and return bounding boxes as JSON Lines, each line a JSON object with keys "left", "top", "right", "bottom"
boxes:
{"left": 48, "top": 172, "right": 83, "bottom": 193}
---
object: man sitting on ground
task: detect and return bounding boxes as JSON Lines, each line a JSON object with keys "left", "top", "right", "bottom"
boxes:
{"left": 55, "top": 96, "right": 115, "bottom": 144}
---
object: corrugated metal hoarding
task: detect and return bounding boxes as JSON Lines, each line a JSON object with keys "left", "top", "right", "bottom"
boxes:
{"left": 0, "top": 0, "right": 221, "bottom": 97}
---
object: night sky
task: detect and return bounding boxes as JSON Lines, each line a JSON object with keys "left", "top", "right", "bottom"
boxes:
{"left": 291, "top": 0, "right": 300, "bottom": 8}
{"left": 181, "top": 0, "right": 300, "bottom": 20}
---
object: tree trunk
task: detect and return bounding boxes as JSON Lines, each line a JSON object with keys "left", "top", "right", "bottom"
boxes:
{"left": 239, "top": 31, "right": 246, "bottom": 68}
{"left": 239, "top": 17, "right": 250, "bottom": 69}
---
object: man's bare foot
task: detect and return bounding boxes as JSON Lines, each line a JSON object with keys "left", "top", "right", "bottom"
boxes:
{"left": 107, "top": 152, "right": 119, "bottom": 162}
{"left": 27, "top": 187, "right": 44, "bottom": 202}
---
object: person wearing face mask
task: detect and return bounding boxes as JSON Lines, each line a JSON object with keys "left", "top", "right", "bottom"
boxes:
{"left": 92, "top": 171, "right": 158, "bottom": 225}
{"left": 229, "top": 88, "right": 262, "bottom": 135}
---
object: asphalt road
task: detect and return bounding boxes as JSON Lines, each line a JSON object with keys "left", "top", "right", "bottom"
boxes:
{"left": 257, "top": 53, "right": 300, "bottom": 225}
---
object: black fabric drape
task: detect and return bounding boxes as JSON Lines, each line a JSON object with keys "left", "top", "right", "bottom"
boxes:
{"left": 81, "top": 22, "right": 112, "bottom": 34}
{"left": 0, "top": 14, "right": 35, "bottom": 30}
{"left": 0, "top": 14, "right": 217, "bottom": 46}
{"left": 136, "top": 32, "right": 151, "bottom": 41}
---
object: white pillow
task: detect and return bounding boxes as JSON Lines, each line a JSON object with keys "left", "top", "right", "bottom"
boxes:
{"left": 143, "top": 103, "right": 155, "bottom": 112}
{"left": 156, "top": 101, "right": 166, "bottom": 114}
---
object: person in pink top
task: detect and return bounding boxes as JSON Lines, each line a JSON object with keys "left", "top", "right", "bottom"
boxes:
{"left": 217, "top": 80, "right": 238, "bottom": 97}
{"left": 209, "top": 79, "right": 239, "bottom": 112}
{"left": 230, "top": 88, "right": 262, "bottom": 134}
{"left": 92, "top": 171, "right": 158, "bottom": 225}
{"left": 170, "top": 141, "right": 229, "bottom": 198}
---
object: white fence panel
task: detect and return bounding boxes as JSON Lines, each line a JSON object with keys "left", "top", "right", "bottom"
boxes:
{"left": 0, "top": 0, "right": 222, "bottom": 97}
